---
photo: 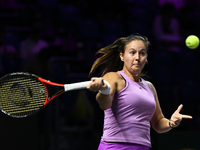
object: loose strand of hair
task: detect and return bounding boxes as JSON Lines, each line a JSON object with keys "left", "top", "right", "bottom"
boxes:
{"left": 89, "top": 37, "right": 125, "bottom": 76}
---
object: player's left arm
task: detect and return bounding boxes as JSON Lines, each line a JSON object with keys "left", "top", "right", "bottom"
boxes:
{"left": 147, "top": 81, "right": 192, "bottom": 133}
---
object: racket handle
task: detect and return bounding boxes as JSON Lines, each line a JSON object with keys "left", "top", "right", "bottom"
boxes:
{"left": 64, "top": 81, "right": 92, "bottom": 91}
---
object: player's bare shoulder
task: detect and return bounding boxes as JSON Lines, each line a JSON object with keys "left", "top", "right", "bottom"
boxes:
{"left": 145, "top": 80, "right": 156, "bottom": 93}
{"left": 103, "top": 72, "right": 125, "bottom": 93}
{"left": 145, "top": 80, "right": 153, "bottom": 86}
{"left": 103, "top": 72, "right": 123, "bottom": 82}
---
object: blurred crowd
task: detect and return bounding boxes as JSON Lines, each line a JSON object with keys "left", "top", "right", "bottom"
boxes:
{"left": 0, "top": 0, "right": 200, "bottom": 149}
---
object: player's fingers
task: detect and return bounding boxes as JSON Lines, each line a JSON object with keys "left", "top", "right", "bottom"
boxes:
{"left": 91, "top": 77, "right": 100, "bottom": 82}
{"left": 176, "top": 104, "right": 183, "bottom": 113}
{"left": 91, "top": 77, "right": 103, "bottom": 85}
{"left": 181, "top": 114, "right": 193, "bottom": 119}
{"left": 87, "top": 78, "right": 101, "bottom": 90}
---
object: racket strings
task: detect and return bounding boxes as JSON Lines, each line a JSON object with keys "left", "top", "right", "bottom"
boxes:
{"left": 0, "top": 74, "right": 47, "bottom": 117}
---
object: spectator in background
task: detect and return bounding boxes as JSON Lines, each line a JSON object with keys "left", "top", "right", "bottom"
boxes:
{"left": 20, "top": 26, "right": 49, "bottom": 61}
{"left": 0, "top": 27, "right": 19, "bottom": 76}
{"left": 21, "top": 47, "right": 52, "bottom": 78}
{"left": 153, "top": 2, "right": 182, "bottom": 53}
{"left": 178, "top": 0, "right": 200, "bottom": 38}
{"left": 157, "top": 0, "right": 185, "bottom": 10}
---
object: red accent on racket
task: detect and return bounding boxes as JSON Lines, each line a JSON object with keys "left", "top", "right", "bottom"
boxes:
{"left": 0, "top": 72, "right": 91, "bottom": 118}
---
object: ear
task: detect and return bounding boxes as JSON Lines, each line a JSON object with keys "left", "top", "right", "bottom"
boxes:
{"left": 119, "top": 52, "right": 124, "bottom": 61}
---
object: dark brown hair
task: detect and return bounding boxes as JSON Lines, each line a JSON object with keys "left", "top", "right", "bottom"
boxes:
{"left": 90, "top": 33, "right": 150, "bottom": 76}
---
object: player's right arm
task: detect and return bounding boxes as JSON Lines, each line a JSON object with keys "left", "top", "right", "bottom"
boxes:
{"left": 87, "top": 72, "right": 121, "bottom": 110}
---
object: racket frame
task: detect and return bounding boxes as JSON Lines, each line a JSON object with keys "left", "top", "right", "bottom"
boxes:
{"left": 38, "top": 77, "right": 65, "bottom": 106}
{"left": 0, "top": 72, "right": 94, "bottom": 118}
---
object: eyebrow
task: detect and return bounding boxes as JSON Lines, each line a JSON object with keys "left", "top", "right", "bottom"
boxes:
{"left": 128, "top": 48, "right": 147, "bottom": 51}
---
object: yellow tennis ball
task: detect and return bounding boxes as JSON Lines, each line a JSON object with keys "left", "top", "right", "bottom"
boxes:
{"left": 185, "top": 35, "right": 199, "bottom": 49}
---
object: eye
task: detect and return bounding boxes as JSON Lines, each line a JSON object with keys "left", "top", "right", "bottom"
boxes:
{"left": 140, "top": 51, "right": 147, "bottom": 56}
{"left": 129, "top": 51, "right": 136, "bottom": 55}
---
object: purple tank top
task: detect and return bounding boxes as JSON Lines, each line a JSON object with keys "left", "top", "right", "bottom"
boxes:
{"left": 101, "top": 71, "right": 156, "bottom": 147}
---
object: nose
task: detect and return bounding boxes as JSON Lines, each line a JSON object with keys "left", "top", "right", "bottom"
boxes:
{"left": 135, "top": 52, "right": 140, "bottom": 61}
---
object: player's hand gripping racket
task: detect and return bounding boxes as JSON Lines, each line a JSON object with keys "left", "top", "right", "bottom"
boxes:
{"left": 0, "top": 72, "right": 94, "bottom": 118}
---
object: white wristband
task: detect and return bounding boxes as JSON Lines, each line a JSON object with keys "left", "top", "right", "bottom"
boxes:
{"left": 99, "top": 80, "right": 111, "bottom": 95}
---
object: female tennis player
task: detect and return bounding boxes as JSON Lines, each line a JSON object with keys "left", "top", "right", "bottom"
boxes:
{"left": 87, "top": 34, "right": 192, "bottom": 150}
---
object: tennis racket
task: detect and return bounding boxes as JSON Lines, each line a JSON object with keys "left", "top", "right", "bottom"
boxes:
{"left": 0, "top": 72, "right": 93, "bottom": 118}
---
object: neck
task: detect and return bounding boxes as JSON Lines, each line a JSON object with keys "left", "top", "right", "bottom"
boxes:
{"left": 122, "top": 69, "right": 141, "bottom": 82}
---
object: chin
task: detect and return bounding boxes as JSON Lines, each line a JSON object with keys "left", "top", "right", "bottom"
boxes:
{"left": 132, "top": 68, "right": 141, "bottom": 73}
{"left": 132, "top": 71, "right": 141, "bottom": 75}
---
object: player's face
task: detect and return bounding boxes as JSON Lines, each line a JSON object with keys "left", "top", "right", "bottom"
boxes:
{"left": 120, "top": 40, "right": 147, "bottom": 76}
